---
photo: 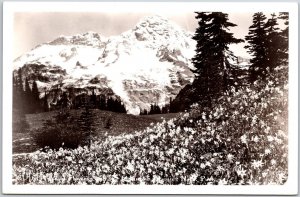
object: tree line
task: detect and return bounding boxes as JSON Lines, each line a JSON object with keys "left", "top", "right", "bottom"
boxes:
{"left": 70, "top": 90, "right": 126, "bottom": 113}
{"left": 13, "top": 68, "right": 126, "bottom": 115}
{"left": 140, "top": 102, "right": 170, "bottom": 115}
{"left": 13, "top": 68, "right": 44, "bottom": 114}
{"left": 12, "top": 70, "right": 119, "bottom": 149}
{"left": 169, "top": 12, "right": 289, "bottom": 112}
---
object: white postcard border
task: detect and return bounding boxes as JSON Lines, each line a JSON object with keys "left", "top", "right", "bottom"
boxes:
{"left": 2, "top": 2, "right": 298, "bottom": 194}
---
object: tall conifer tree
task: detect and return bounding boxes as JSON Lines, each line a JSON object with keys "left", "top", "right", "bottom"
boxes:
{"left": 246, "top": 12, "right": 288, "bottom": 84}
{"left": 192, "top": 12, "right": 243, "bottom": 106}
{"left": 24, "top": 78, "right": 32, "bottom": 113}
{"left": 77, "top": 105, "right": 95, "bottom": 147}
{"left": 245, "top": 12, "right": 268, "bottom": 82}
{"left": 276, "top": 12, "right": 289, "bottom": 86}
{"left": 31, "top": 81, "right": 40, "bottom": 113}
{"left": 264, "top": 13, "right": 281, "bottom": 73}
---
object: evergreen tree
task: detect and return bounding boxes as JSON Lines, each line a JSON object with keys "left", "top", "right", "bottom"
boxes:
{"left": 277, "top": 12, "right": 289, "bottom": 86}
{"left": 34, "top": 110, "right": 82, "bottom": 149}
{"left": 18, "top": 69, "right": 24, "bottom": 107}
{"left": 99, "top": 95, "right": 107, "bottom": 110}
{"left": 246, "top": 12, "right": 288, "bottom": 83}
{"left": 43, "top": 91, "right": 49, "bottom": 112}
{"left": 139, "top": 108, "right": 147, "bottom": 115}
{"left": 143, "top": 109, "right": 148, "bottom": 115}
{"left": 90, "top": 89, "right": 97, "bottom": 108}
{"left": 24, "top": 78, "right": 32, "bottom": 113}
{"left": 24, "top": 78, "right": 31, "bottom": 96}
{"left": 119, "top": 101, "right": 126, "bottom": 113}
{"left": 149, "top": 103, "right": 162, "bottom": 114}
{"left": 31, "top": 81, "right": 40, "bottom": 113}
{"left": 107, "top": 97, "right": 113, "bottom": 111}
{"left": 13, "top": 68, "right": 26, "bottom": 114}
{"left": 192, "top": 12, "right": 243, "bottom": 106}
{"left": 12, "top": 72, "right": 30, "bottom": 134}
{"left": 106, "top": 97, "right": 126, "bottom": 113}
{"left": 13, "top": 74, "right": 19, "bottom": 112}
{"left": 161, "top": 104, "right": 169, "bottom": 114}
{"left": 16, "top": 68, "right": 24, "bottom": 95}
{"left": 279, "top": 12, "right": 289, "bottom": 53}
{"left": 264, "top": 13, "right": 281, "bottom": 73}
{"left": 149, "top": 104, "right": 154, "bottom": 114}
{"left": 77, "top": 105, "right": 95, "bottom": 147}
{"left": 155, "top": 104, "right": 161, "bottom": 114}
{"left": 114, "top": 100, "right": 120, "bottom": 112}
{"left": 169, "top": 96, "right": 180, "bottom": 113}
{"left": 245, "top": 12, "right": 268, "bottom": 82}
{"left": 59, "top": 92, "right": 71, "bottom": 112}
{"left": 67, "top": 87, "right": 76, "bottom": 109}
{"left": 104, "top": 116, "right": 112, "bottom": 129}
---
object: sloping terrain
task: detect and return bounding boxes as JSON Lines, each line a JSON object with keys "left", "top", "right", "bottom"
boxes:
{"left": 13, "top": 109, "right": 179, "bottom": 154}
{"left": 12, "top": 77, "right": 288, "bottom": 185}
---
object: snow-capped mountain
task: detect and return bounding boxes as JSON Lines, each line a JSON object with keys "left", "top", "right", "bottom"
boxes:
{"left": 14, "top": 15, "right": 196, "bottom": 115}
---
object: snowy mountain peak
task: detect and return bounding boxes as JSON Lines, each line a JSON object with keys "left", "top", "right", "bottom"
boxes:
{"left": 14, "top": 15, "right": 196, "bottom": 115}
{"left": 49, "top": 31, "right": 106, "bottom": 47}
{"left": 136, "top": 15, "right": 171, "bottom": 28}
{"left": 132, "top": 15, "right": 193, "bottom": 44}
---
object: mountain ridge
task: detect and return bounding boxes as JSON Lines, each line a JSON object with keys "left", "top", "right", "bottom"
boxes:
{"left": 13, "top": 15, "right": 197, "bottom": 115}
{"left": 14, "top": 15, "right": 250, "bottom": 115}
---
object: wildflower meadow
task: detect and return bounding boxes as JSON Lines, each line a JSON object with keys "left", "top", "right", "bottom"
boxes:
{"left": 12, "top": 78, "right": 288, "bottom": 185}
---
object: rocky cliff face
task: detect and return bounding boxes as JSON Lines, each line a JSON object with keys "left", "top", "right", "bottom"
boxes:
{"left": 14, "top": 15, "right": 196, "bottom": 115}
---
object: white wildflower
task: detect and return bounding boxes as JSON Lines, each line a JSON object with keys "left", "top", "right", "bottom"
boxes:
{"left": 251, "top": 160, "right": 263, "bottom": 169}
{"left": 278, "top": 172, "right": 287, "bottom": 184}
{"left": 265, "top": 126, "right": 271, "bottom": 133}
{"left": 205, "top": 161, "right": 211, "bottom": 167}
{"left": 271, "top": 159, "right": 277, "bottom": 166}
{"left": 265, "top": 149, "right": 271, "bottom": 155}
{"left": 66, "top": 156, "right": 72, "bottom": 162}
{"left": 232, "top": 100, "right": 239, "bottom": 105}
{"left": 236, "top": 168, "right": 246, "bottom": 177}
{"left": 218, "top": 178, "right": 228, "bottom": 185}
{"left": 202, "top": 113, "right": 206, "bottom": 120}
{"left": 227, "top": 154, "right": 234, "bottom": 161}
{"left": 167, "top": 148, "right": 174, "bottom": 155}
{"left": 190, "top": 173, "right": 198, "bottom": 183}
{"left": 200, "top": 163, "right": 206, "bottom": 169}
{"left": 213, "top": 111, "right": 218, "bottom": 117}
{"left": 262, "top": 172, "right": 268, "bottom": 178}
{"left": 240, "top": 134, "right": 247, "bottom": 144}
{"left": 216, "top": 165, "right": 224, "bottom": 172}
{"left": 252, "top": 135, "right": 259, "bottom": 142}
{"left": 267, "top": 135, "right": 274, "bottom": 142}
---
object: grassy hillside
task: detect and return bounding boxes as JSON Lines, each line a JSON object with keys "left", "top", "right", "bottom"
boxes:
{"left": 12, "top": 79, "right": 288, "bottom": 185}
{"left": 13, "top": 109, "right": 179, "bottom": 154}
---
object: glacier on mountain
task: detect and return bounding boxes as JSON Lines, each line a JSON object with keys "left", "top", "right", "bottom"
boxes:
{"left": 13, "top": 15, "right": 248, "bottom": 115}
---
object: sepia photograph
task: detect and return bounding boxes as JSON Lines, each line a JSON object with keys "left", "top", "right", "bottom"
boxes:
{"left": 2, "top": 1, "right": 298, "bottom": 195}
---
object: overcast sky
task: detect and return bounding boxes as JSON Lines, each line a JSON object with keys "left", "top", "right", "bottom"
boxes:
{"left": 13, "top": 12, "right": 278, "bottom": 59}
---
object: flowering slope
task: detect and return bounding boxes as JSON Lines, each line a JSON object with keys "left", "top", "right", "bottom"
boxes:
{"left": 13, "top": 80, "right": 288, "bottom": 185}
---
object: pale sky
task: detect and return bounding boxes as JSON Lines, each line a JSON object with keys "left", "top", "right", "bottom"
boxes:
{"left": 13, "top": 12, "right": 281, "bottom": 59}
